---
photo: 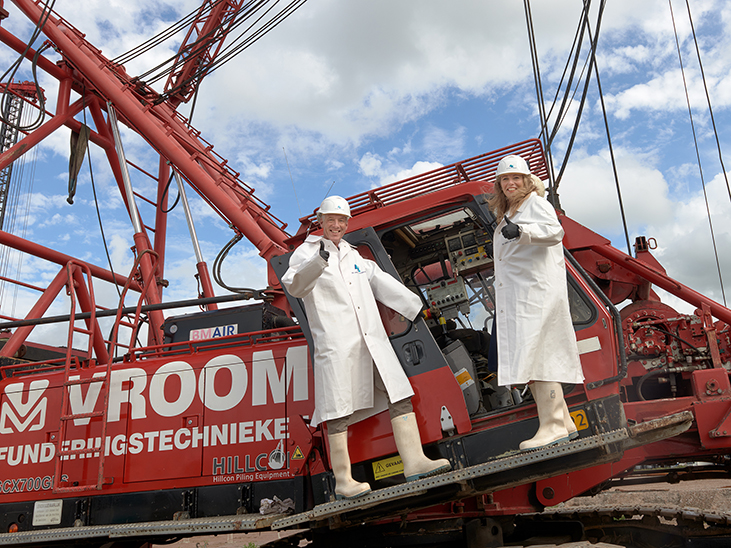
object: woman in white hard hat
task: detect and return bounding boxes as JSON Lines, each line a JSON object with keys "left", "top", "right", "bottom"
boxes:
{"left": 488, "top": 155, "right": 583, "bottom": 451}
{"left": 281, "top": 196, "right": 450, "bottom": 499}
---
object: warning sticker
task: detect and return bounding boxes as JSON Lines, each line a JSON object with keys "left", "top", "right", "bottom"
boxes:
{"left": 292, "top": 446, "right": 305, "bottom": 460}
{"left": 454, "top": 368, "right": 475, "bottom": 389}
{"left": 372, "top": 455, "right": 404, "bottom": 481}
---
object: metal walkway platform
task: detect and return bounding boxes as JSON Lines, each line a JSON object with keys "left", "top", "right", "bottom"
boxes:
{"left": 271, "top": 426, "right": 632, "bottom": 529}
{"left": 0, "top": 512, "right": 284, "bottom": 545}
{"left": 0, "top": 410, "right": 693, "bottom": 546}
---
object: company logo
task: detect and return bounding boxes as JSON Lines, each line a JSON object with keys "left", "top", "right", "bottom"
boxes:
{"left": 190, "top": 324, "right": 238, "bottom": 341}
{"left": 0, "top": 380, "right": 49, "bottom": 434}
{"left": 0, "top": 345, "right": 310, "bottom": 438}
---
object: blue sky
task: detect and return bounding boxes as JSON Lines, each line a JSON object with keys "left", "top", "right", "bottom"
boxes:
{"left": 1, "top": 0, "right": 730, "bottom": 344}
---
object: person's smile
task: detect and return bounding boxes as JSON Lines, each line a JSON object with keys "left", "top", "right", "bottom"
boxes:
{"left": 322, "top": 213, "right": 349, "bottom": 246}
{"left": 500, "top": 173, "right": 524, "bottom": 198}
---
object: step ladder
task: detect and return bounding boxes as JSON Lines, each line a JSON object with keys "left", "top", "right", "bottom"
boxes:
{"left": 53, "top": 261, "right": 111, "bottom": 493}
{"left": 52, "top": 251, "right": 161, "bottom": 493}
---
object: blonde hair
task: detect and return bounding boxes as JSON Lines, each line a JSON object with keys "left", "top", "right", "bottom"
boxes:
{"left": 487, "top": 174, "right": 538, "bottom": 220}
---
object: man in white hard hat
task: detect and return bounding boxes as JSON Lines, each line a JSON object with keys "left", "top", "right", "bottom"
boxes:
{"left": 488, "top": 155, "right": 583, "bottom": 450}
{"left": 282, "top": 196, "right": 450, "bottom": 499}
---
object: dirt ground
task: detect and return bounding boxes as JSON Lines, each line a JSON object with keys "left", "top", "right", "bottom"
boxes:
{"left": 557, "top": 476, "right": 731, "bottom": 514}
{"left": 153, "top": 529, "right": 307, "bottom": 548}
{"left": 154, "top": 478, "right": 731, "bottom": 547}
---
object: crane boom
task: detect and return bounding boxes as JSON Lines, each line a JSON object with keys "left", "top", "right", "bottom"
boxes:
{"left": 7, "top": 0, "right": 289, "bottom": 262}
{"left": 0, "top": 81, "right": 39, "bottom": 229}
{"left": 164, "top": 0, "right": 246, "bottom": 107}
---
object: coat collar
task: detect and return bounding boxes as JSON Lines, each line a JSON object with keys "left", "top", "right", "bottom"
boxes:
{"left": 304, "top": 234, "right": 353, "bottom": 254}
{"left": 514, "top": 191, "right": 538, "bottom": 214}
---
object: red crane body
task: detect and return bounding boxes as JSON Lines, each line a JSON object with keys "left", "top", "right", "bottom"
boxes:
{"left": 0, "top": 2, "right": 728, "bottom": 547}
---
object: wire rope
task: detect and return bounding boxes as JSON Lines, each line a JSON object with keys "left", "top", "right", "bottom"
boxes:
{"left": 584, "top": 1, "right": 632, "bottom": 256}
{"left": 552, "top": 55, "right": 592, "bottom": 149}
{"left": 0, "top": 109, "right": 23, "bottom": 308}
{"left": 0, "top": 100, "right": 38, "bottom": 316}
{"left": 111, "top": 2, "right": 208, "bottom": 65}
{"left": 146, "top": 0, "right": 308, "bottom": 101}
{"left": 11, "top": 113, "right": 36, "bottom": 318}
{"left": 0, "top": 0, "right": 55, "bottom": 132}
{"left": 160, "top": 0, "right": 280, "bottom": 86}
{"left": 82, "top": 92, "right": 122, "bottom": 300}
{"left": 552, "top": 1, "right": 599, "bottom": 190}
{"left": 128, "top": 0, "right": 235, "bottom": 83}
{"left": 524, "top": 0, "right": 632, "bottom": 254}
{"left": 131, "top": 0, "right": 266, "bottom": 84}
{"left": 189, "top": 0, "right": 307, "bottom": 80}
{"left": 668, "top": 0, "right": 726, "bottom": 305}
{"left": 682, "top": 0, "right": 731, "bottom": 204}
{"left": 544, "top": 3, "right": 591, "bottom": 149}
{"left": 523, "top": 0, "right": 557, "bottom": 200}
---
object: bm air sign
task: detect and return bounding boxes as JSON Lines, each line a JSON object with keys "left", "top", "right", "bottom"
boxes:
{"left": 189, "top": 323, "right": 238, "bottom": 341}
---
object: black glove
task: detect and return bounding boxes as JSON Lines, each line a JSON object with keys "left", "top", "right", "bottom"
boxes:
{"left": 319, "top": 240, "right": 330, "bottom": 261}
{"left": 501, "top": 216, "right": 521, "bottom": 240}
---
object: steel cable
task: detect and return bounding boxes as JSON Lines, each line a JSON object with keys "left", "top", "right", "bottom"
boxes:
{"left": 157, "top": 0, "right": 308, "bottom": 101}
{"left": 668, "top": 0, "right": 726, "bottom": 306}
{"left": 682, "top": 0, "right": 731, "bottom": 204}
{"left": 0, "top": 0, "right": 55, "bottom": 132}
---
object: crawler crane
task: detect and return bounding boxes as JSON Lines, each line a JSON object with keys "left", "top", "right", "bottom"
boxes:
{"left": 0, "top": 1, "right": 729, "bottom": 547}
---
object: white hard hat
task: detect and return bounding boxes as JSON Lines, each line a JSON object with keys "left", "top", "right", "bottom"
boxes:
{"left": 317, "top": 195, "right": 351, "bottom": 219}
{"left": 495, "top": 155, "right": 531, "bottom": 178}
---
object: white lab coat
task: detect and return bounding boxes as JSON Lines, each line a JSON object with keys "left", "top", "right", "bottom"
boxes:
{"left": 494, "top": 192, "right": 584, "bottom": 386}
{"left": 281, "top": 234, "right": 423, "bottom": 427}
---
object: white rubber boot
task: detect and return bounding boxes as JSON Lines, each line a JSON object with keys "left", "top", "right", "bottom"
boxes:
{"left": 563, "top": 401, "right": 579, "bottom": 440}
{"left": 328, "top": 431, "right": 371, "bottom": 499}
{"left": 391, "top": 412, "right": 451, "bottom": 481}
{"left": 519, "top": 382, "right": 571, "bottom": 451}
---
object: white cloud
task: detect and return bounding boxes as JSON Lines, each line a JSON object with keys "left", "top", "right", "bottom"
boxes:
{"left": 646, "top": 170, "right": 731, "bottom": 299}
{"left": 560, "top": 148, "right": 674, "bottom": 233}
{"left": 358, "top": 153, "right": 382, "bottom": 178}
{"left": 2, "top": 0, "right": 731, "bottom": 348}
{"left": 357, "top": 152, "right": 443, "bottom": 190}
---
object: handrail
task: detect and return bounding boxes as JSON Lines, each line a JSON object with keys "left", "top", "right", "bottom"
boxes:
{"left": 295, "top": 139, "right": 548, "bottom": 234}
{"left": 0, "top": 292, "right": 263, "bottom": 330}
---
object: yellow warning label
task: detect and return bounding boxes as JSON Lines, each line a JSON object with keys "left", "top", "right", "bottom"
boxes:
{"left": 292, "top": 446, "right": 305, "bottom": 460}
{"left": 570, "top": 410, "right": 589, "bottom": 431}
{"left": 455, "top": 368, "right": 474, "bottom": 388}
{"left": 372, "top": 455, "right": 404, "bottom": 481}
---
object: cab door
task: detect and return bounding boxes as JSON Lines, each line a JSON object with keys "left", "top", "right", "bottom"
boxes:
{"left": 270, "top": 228, "right": 470, "bottom": 465}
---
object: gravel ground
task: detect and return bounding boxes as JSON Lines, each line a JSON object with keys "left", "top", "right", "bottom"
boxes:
{"left": 154, "top": 479, "right": 731, "bottom": 547}
{"left": 153, "top": 529, "right": 306, "bottom": 548}
{"left": 557, "top": 477, "right": 731, "bottom": 514}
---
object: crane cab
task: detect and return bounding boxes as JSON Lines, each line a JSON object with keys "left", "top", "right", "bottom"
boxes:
{"left": 273, "top": 181, "right": 629, "bottom": 503}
